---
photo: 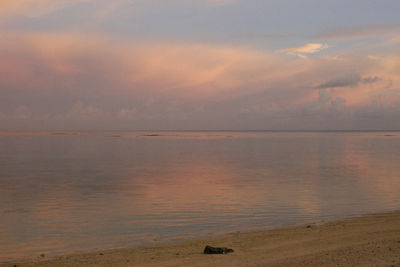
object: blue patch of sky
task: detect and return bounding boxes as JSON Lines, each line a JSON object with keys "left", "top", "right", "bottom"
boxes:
{"left": 1, "top": 0, "right": 399, "bottom": 50}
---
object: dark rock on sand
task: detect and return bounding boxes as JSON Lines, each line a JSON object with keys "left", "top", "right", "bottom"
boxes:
{"left": 204, "top": 245, "right": 234, "bottom": 254}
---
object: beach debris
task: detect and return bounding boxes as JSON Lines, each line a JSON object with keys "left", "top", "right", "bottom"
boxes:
{"left": 40, "top": 253, "right": 45, "bottom": 258}
{"left": 203, "top": 245, "right": 234, "bottom": 254}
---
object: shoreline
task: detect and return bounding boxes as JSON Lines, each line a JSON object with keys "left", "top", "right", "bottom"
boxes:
{"left": 2, "top": 211, "right": 400, "bottom": 266}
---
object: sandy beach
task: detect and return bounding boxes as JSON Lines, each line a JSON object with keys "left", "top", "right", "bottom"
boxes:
{"left": 2, "top": 211, "right": 400, "bottom": 267}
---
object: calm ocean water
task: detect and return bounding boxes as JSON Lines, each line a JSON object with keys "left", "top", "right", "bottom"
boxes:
{"left": 1, "top": 131, "right": 400, "bottom": 260}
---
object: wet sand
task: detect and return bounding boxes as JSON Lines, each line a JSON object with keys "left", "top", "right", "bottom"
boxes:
{"left": 3, "top": 211, "right": 400, "bottom": 267}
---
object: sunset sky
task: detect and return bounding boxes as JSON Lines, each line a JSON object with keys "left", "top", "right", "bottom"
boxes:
{"left": 1, "top": 0, "right": 399, "bottom": 130}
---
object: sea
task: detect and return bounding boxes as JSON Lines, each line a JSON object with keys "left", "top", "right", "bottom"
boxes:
{"left": 1, "top": 131, "right": 400, "bottom": 261}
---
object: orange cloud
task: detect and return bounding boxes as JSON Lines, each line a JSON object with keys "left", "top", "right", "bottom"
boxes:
{"left": 282, "top": 43, "right": 329, "bottom": 58}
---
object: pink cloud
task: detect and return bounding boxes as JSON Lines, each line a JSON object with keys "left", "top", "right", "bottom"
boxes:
{"left": 0, "top": 32, "right": 399, "bottom": 129}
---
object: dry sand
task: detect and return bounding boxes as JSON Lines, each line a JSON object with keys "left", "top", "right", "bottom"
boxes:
{"left": 2, "top": 212, "right": 400, "bottom": 267}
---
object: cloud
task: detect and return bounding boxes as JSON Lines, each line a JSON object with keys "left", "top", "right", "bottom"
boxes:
{"left": 362, "top": 76, "right": 382, "bottom": 84}
{"left": 0, "top": 0, "right": 234, "bottom": 21}
{"left": 317, "top": 74, "right": 361, "bottom": 89}
{"left": 0, "top": 32, "right": 292, "bottom": 103}
{"left": 317, "top": 74, "right": 383, "bottom": 89}
{"left": 203, "top": 0, "right": 236, "bottom": 6}
{"left": 117, "top": 107, "right": 137, "bottom": 119}
{"left": 0, "top": 32, "right": 400, "bottom": 130}
{"left": 315, "top": 23, "right": 400, "bottom": 41}
{"left": 14, "top": 106, "right": 32, "bottom": 120}
{"left": 387, "top": 35, "right": 400, "bottom": 44}
{"left": 0, "top": 0, "right": 94, "bottom": 18}
{"left": 282, "top": 43, "right": 328, "bottom": 58}
{"left": 65, "top": 101, "right": 105, "bottom": 120}
{"left": 264, "top": 33, "right": 287, "bottom": 39}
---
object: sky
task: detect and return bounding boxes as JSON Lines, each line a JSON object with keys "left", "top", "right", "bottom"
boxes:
{"left": 0, "top": 0, "right": 400, "bottom": 130}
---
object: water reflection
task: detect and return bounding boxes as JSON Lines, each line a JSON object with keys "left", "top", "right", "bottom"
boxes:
{"left": 0, "top": 132, "right": 400, "bottom": 261}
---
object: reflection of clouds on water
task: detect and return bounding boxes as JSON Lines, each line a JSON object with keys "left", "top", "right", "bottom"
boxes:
{"left": 342, "top": 134, "right": 400, "bottom": 208}
{"left": 3, "top": 208, "right": 29, "bottom": 214}
{"left": 1, "top": 132, "right": 400, "bottom": 260}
